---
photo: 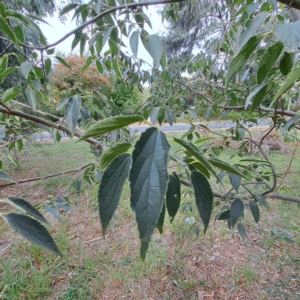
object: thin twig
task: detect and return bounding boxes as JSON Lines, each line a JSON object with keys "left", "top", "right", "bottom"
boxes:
{"left": 0, "top": 161, "right": 97, "bottom": 188}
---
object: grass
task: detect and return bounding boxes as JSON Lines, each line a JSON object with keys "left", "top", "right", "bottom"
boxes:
{"left": 1, "top": 136, "right": 300, "bottom": 299}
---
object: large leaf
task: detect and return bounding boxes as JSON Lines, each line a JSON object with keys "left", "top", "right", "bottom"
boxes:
{"left": 237, "top": 223, "right": 246, "bottom": 241}
{"left": 2, "top": 213, "right": 61, "bottom": 256}
{"left": 20, "top": 61, "right": 33, "bottom": 79}
{"left": 98, "top": 153, "right": 131, "bottom": 236}
{"left": 55, "top": 56, "right": 72, "bottom": 69}
{"left": 190, "top": 170, "right": 214, "bottom": 233}
{"left": 174, "top": 138, "right": 218, "bottom": 178}
{"left": 0, "top": 14, "right": 18, "bottom": 44}
{"left": 257, "top": 42, "right": 284, "bottom": 84}
{"left": 146, "top": 34, "right": 163, "bottom": 66}
{"left": 129, "top": 127, "right": 170, "bottom": 260}
{"left": 2, "top": 87, "right": 21, "bottom": 103}
{"left": 228, "top": 172, "right": 241, "bottom": 192}
{"left": 250, "top": 84, "right": 269, "bottom": 112}
{"left": 78, "top": 115, "right": 144, "bottom": 141}
{"left": 279, "top": 52, "right": 295, "bottom": 76}
{"left": 149, "top": 107, "right": 160, "bottom": 125}
{"left": 65, "top": 94, "right": 81, "bottom": 135}
{"left": 209, "top": 159, "right": 247, "bottom": 178}
{"left": 165, "top": 108, "right": 174, "bottom": 126}
{"left": 237, "top": 12, "right": 268, "bottom": 51}
{"left": 230, "top": 198, "right": 244, "bottom": 228}
{"left": 249, "top": 200, "right": 260, "bottom": 223}
{"left": 166, "top": 172, "right": 181, "bottom": 223}
{"left": 0, "top": 171, "right": 17, "bottom": 183}
{"left": 130, "top": 31, "right": 139, "bottom": 57}
{"left": 23, "top": 87, "right": 36, "bottom": 109}
{"left": 274, "top": 63, "right": 300, "bottom": 100}
{"left": 225, "top": 34, "right": 266, "bottom": 89}
{"left": 274, "top": 20, "right": 300, "bottom": 53}
{"left": 99, "top": 142, "right": 132, "bottom": 170}
{"left": 245, "top": 82, "right": 268, "bottom": 109}
{"left": 4, "top": 197, "right": 48, "bottom": 224}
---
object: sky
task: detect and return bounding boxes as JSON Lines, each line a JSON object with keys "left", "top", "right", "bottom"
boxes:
{"left": 39, "top": 5, "right": 166, "bottom": 67}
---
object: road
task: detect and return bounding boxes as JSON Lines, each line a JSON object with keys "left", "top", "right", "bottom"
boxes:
{"left": 31, "top": 119, "right": 269, "bottom": 140}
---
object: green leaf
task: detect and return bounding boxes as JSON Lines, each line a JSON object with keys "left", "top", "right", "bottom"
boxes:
{"left": 60, "top": 3, "right": 79, "bottom": 17}
{"left": 230, "top": 198, "right": 244, "bottom": 228}
{"left": 0, "top": 171, "right": 17, "bottom": 183}
{"left": 237, "top": 223, "right": 246, "bottom": 241}
{"left": 228, "top": 172, "right": 241, "bottom": 192}
{"left": 78, "top": 115, "right": 144, "bottom": 141}
{"left": 108, "top": 38, "right": 118, "bottom": 55}
{"left": 7, "top": 154, "right": 21, "bottom": 169}
{"left": 80, "top": 33, "right": 87, "bottom": 57}
{"left": 15, "top": 25, "right": 24, "bottom": 43}
{"left": 237, "top": 12, "right": 268, "bottom": 51}
{"left": 56, "top": 97, "right": 69, "bottom": 111}
{"left": 99, "top": 142, "right": 132, "bottom": 170}
{"left": 2, "top": 213, "right": 61, "bottom": 256}
{"left": 102, "top": 26, "right": 114, "bottom": 47}
{"left": 20, "top": 61, "right": 33, "bottom": 79}
{"left": 53, "top": 198, "right": 72, "bottom": 211}
{"left": 23, "top": 87, "right": 36, "bottom": 109}
{"left": 44, "top": 58, "right": 52, "bottom": 75}
{"left": 279, "top": 52, "right": 295, "bottom": 76}
{"left": 55, "top": 56, "right": 72, "bottom": 69}
{"left": 274, "top": 20, "right": 300, "bottom": 53}
{"left": 250, "top": 84, "right": 269, "bottom": 112}
{"left": 43, "top": 205, "right": 60, "bottom": 221}
{"left": 26, "top": 14, "right": 51, "bottom": 26}
{"left": 254, "top": 194, "right": 268, "bottom": 207}
{"left": 146, "top": 34, "right": 162, "bottom": 66}
{"left": 257, "top": 42, "right": 284, "bottom": 84}
{"left": 129, "top": 127, "right": 170, "bottom": 260}
{"left": 156, "top": 202, "right": 165, "bottom": 234}
{"left": 216, "top": 210, "right": 230, "bottom": 221}
{"left": 245, "top": 82, "right": 268, "bottom": 109}
{"left": 65, "top": 94, "right": 81, "bottom": 135}
{"left": 165, "top": 108, "right": 174, "bottom": 126}
{"left": 190, "top": 170, "right": 214, "bottom": 233}
{"left": 166, "top": 172, "right": 181, "bottom": 223}
{"left": 130, "top": 31, "right": 139, "bottom": 57}
{"left": 4, "top": 197, "right": 48, "bottom": 224}
{"left": 194, "top": 137, "right": 215, "bottom": 144}
{"left": 249, "top": 200, "right": 260, "bottom": 223}
{"left": 274, "top": 63, "right": 300, "bottom": 100}
{"left": 174, "top": 138, "right": 218, "bottom": 178}
{"left": 150, "top": 107, "right": 160, "bottom": 125}
{"left": 225, "top": 34, "right": 266, "bottom": 89}
{"left": 96, "top": 61, "right": 103, "bottom": 74}
{"left": 0, "top": 66, "right": 17, "bottom": 81}
{"left": 2, "top": 87, "right": 21, "bottom": 103}
{"left": 98, "top": 153, "right": 131, "bottom": 236}
{"left": 281, "top": 115, "right": 300, "bottom": 133}
{"left": 186, "top": 159, "right": 210, "bottom": 179}
{"left": 0, "top": 14, "right": 17, "bottom": 44}
{"left": 209, "top": 159, "right": 247, "bottom": 178}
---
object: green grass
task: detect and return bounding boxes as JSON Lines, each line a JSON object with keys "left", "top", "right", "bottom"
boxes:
{"left": 1, "top": 136, "right": 300, "bottom": 299}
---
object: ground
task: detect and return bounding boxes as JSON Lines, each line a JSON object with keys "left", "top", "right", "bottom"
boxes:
{"left": 0, "top": 137, "right": 300, "bottom": 299}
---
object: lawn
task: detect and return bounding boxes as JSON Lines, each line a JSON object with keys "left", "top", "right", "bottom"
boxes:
{"left": 0, "top": 135, "right": 300, "bottom": 299}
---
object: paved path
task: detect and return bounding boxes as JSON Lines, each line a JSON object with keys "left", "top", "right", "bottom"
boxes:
{"left": 31, "top": 119, "right": 270, "bottom": 140}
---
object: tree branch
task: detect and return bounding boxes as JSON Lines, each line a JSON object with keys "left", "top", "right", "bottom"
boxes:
{"left": 0, "top": 107, "right": 104, "bottom": 150}
{"left": 18, "top": 0, "right": 187, "bottom": 51}
{"left": 179, "top": 178, "right": 300, "bottom": 203}
{"left": 0, "top": 161, "right": 96, "bottom": 188}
